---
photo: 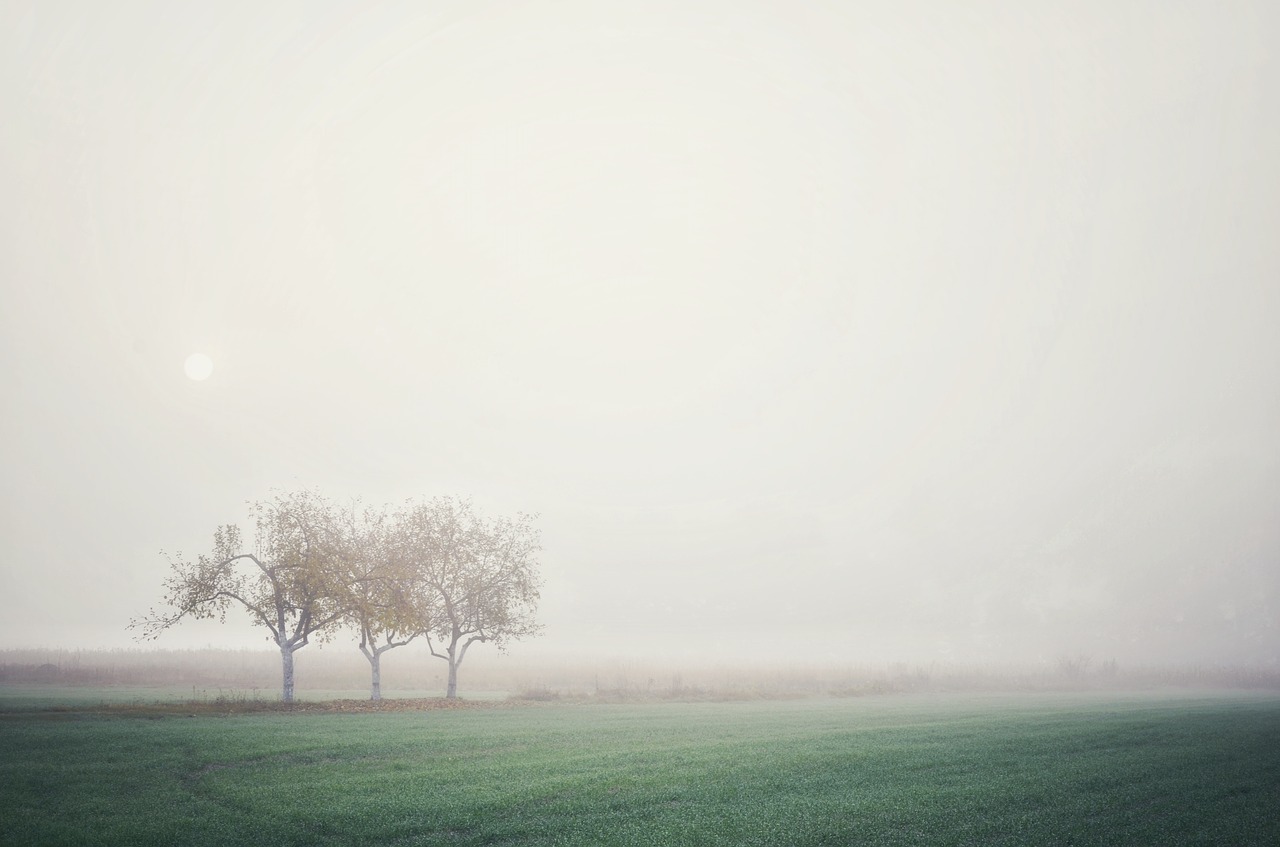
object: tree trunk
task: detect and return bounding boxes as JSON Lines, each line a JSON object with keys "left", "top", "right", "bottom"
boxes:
{"left": 369, "top": 650, "right": 382, "bottom": 701}
{"left": 446, "top": 653, "right": 459, "bottom": 700}
{"left": 280, "top": 643, "right": 296, "bottom": 703}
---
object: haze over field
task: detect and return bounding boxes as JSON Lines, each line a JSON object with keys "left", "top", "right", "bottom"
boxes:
{"left": 2, "top": 1, "right": 1277, "bottom": 668}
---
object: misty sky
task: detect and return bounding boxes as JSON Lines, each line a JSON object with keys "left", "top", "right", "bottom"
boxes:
{"left": 2, "top": 1, "right": 1277, "bottom": 667}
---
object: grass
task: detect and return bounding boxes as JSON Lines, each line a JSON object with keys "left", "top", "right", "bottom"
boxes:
{"left": 1, "top": 690, "right": 1277, "bottom": 846}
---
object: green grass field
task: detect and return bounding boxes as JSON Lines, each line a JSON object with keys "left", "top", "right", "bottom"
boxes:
{"left": 1, "top": 690, "right": 1277, "bottom": 846}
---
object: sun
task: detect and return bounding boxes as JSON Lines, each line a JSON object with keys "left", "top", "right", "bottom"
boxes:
{"left": 184, "top": 353, "right": 214, "bottom": 381}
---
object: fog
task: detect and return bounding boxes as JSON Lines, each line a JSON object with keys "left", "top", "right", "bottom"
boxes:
{"left": 2, "top": 1, "right": 1277, "bottom": 670}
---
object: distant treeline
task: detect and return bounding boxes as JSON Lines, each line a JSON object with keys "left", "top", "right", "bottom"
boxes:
{"left": 0, "top": 647, "right": 462, "bottom": 691}
{"left": 2, "top": 648, "right": 1277, "bottom": 698}
{"left": 0, "top": 648, "right": 293, "bottom": 688}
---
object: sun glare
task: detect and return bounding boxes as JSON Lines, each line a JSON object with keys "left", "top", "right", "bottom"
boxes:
{"left": 184, "top": 353, "right": 214, "bottom": 381}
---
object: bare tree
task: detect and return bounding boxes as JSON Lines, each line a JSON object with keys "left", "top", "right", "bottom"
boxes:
{"left": 334, "top": 502, "right": 429, "bottom": 700}
{"left": 396, "top": 497, "right": 542, "bottom": 699}
{"left": 129, "top": 490, "right": 346, "bottom": 702}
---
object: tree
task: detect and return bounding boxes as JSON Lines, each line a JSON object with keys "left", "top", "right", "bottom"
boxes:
{"left": 130, "top": 490, "right": 347, "bottom": 702}
{"left": 396, "top": 497, "right": 542, "bottom": 699}
{"left": 333, "top": 502, "right": 429, "bottom": 701}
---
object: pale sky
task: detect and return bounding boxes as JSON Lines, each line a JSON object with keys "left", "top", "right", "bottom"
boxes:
{"left": 2, "top": 0, "right": 1277, "bottom": 667}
